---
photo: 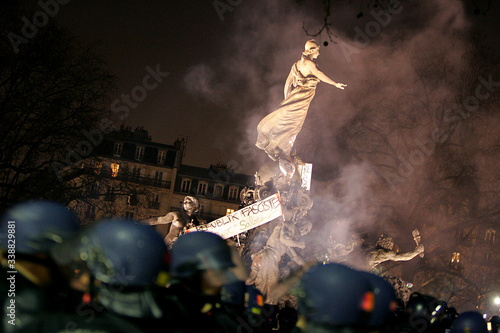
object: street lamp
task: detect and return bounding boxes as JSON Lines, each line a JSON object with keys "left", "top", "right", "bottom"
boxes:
{"left": 494, "top": 296, "right": 500, "bottom": 306}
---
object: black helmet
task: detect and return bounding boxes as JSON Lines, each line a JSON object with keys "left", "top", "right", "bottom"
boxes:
{"left": 79, "top": 218, "right": 167, "bottom": 286}
{"left": 296, "top": 263, "right": 373, "bottom": 327}
{"left": 451, "top": 311, "right": 487, "bottom": 333}
{"left": 0, "top": 200, "right": 80, "bottom": 254}
{"left": 170, "top": 231, "right": 235, "bottom": 278}
{"left": 360, "top": 271, "right": 397, "bottom": 328}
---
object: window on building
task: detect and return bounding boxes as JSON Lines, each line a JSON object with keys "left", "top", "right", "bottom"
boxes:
{"left": 484, "top": 252, "right": 491, "bottom": 261}
{"left": 111, "top": 163, "right": 120, "bottom": 177}
{"left": 197, "top": 182, "right": 208, "bottom": 195}
{"left": 214, "top": 184, "right": 224, "bottom": 199}
{"left": 226, "top": 208, "right": 235, "bottom": 215}
{"left": 181, "top": 179, "right": 191, "bottom": 193}
{"left": 127, "top": 194, "right": 138, "bottom": 206}
{"left": 154, "top": 171, "right": 163, "bottom": 183}
{"left": 451, "top": 252, "right": 460, "bottom": 264}
{"left": 157, "top": 151, "right": 166, "bottom": 164}
{"left": 199, "top": 204, "right": 204, "bottom": 215}
{"left": 135, "top": 146, "right": 144, "bottom": 160}
{"left": 113, "top": 142, "right": 123, "bottom": 156}
{"left": 106, "top": 186, "right": 115, "bottom": 201}
{"left": 485, "top": 229, "right": 496, "bottom": 244}
{"left": 132, "top": 167, "right": 141, "bottom": 178}
{"left": 150, "top": 193, "right": 160, "bottom": 209}
{"left": 228, "top": 186, "right": 238, "bottom": 200}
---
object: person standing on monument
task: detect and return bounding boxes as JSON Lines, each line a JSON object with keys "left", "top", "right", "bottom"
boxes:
{"left": 144, "top": 196, "right": 200, "bottom": 247}
{"left": 255, "top": 39, "right": 347, "bottom": 164}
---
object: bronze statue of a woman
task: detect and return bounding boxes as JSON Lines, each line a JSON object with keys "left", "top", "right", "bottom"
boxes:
{"left": 255, "top": 40, "right": 347, "bottom": 162}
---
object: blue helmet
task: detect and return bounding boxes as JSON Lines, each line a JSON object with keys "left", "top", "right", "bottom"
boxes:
{"left": 360, "top": 272, "right": 397, "bottom": 328}
{"left": 221, "top": 280, "right": 264, "bottom": 312}
{"left": 169, "top": 231, "right": 235, "bottom": 278}
{"left": 79, "top": 219, "right": 167, "bottom": 286}
{"left": 451, "top": 311, "right": 487, "bottom": 333}
{"left": 296, "top": 263, "right": 373, "bottom": 327}
{"left": 0, "top": 201, "right": 80, "bottom": 254}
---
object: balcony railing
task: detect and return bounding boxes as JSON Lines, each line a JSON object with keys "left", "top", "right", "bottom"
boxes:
{"left": 176, "top": 190, "right": 240, "bottom": 204}
{"left": 93, "top": 169, "right": 171, "bottom": 188}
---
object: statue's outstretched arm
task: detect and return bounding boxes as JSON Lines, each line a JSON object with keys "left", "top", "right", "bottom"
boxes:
{"left": 142, "top": 212, "right": 175, "bottom": 225}
{"left": 381, "top": 245, "right": 425, "bottom": 263}
{"left": 369, "top": 249, "right": 398, "bottom": 266}
{"left": 305, "top": 59, "right": 347, "bottom": 89}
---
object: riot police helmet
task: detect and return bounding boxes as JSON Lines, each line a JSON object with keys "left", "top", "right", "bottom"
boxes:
{"left": 451, "top": 311, "right": 487, "bottom": 333}
{"left": 79, "top": 218, "right": 167, "bottom": 286}
{"left": 169, "top": 231, "right": 235, "bottom": 279}
{"left": 0, "top": 200, "right": 80, "bottom": 255}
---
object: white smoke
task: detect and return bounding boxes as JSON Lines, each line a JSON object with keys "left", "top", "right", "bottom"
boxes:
{"left": 182, "top": 0, "right": 475, "bottom": 263}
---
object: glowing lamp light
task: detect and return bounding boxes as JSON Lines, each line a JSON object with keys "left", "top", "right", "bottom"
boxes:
{"left": 494, "top": 296, "right": 500, "bottom": 305}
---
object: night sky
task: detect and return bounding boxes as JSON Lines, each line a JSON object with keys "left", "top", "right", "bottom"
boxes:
{"left": 23, "top": 0, "right": 498, "bottom": 175}
{"left": 8, "top": 0, "right": 500, "bottom": 310}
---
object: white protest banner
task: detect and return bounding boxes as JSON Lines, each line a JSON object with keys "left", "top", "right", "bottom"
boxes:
{"left": 299, "top": 163, "right": 313, "bottom": 191}
{"left": 186, "top": 193, "right": 284, "bottom": 239}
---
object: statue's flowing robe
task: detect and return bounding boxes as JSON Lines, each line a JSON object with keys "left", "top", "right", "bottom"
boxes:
{"left": 246, "top": 245, "right": 281, "bottom": 304}
{"left": 256, "top": 62, "right": 320, "bottom": 160}
{"left": 246, "top": 223, "right": 305, "bottom": 304}
{"left": 246, "top": 225, "right": 283, "bottom": 304}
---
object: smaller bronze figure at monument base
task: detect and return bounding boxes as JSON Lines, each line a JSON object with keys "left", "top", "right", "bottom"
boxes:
{"left": 368, "top": 235, "right": 425, "bottom": 271}
{"left": 143, "top": 196, "right": 200, "bottom": 247}
{"left": 255, "top": 39, "right": 347, "bottom": 165}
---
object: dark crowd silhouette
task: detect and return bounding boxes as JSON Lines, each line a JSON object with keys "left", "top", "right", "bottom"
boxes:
{"left": 0, "top": 200, "right": 497, "bottom": 333}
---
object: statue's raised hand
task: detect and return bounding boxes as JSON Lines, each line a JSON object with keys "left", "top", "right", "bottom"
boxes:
{"left": 335, "top": 82, "right": 347, "bottom": 90}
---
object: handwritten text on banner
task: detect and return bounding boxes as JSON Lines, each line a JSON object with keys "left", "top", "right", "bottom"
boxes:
{"left": 186, "top": 193, "right": 283, "bottom": 239}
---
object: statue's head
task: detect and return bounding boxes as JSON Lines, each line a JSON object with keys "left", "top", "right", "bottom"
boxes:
{"left": 304, "top": 39, "right": 320, "bottom": 58}
{"left": 183, "top": 196, "right": 200, "bottom": 215}
{"left": 376, "top": 236, "right": 394, "bottom": 251}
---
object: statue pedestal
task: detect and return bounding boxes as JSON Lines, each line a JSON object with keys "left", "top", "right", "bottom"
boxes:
{"left": 239, "top": 158, "right": 314, "bottom": 303}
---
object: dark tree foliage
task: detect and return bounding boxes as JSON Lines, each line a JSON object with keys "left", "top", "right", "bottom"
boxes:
{"left": 298, "top": 0, "right": 495, "bottom": 43}
{"left": 0, "top": 3, "right": 116, "bottom": 212}
{"left": 296, "top": 0, "right": 498, "bottom": 312}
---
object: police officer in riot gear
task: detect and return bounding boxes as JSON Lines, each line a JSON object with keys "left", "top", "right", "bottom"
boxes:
{"left": 0, "top": 200, "right": 81, "bottom": 332}
{"left": 490, "top": 316, "right": 500, "bottom": 333}
{"left": 451, "top": 311, "right": 488, "bottom": 333}
{"left": 359, "top": 271, "right": 398, "bottom": 331}
{"left": 22, "top": 218, "right": 184, "bottom": 332}
{"left": 144, "top": 196, "right": 200, "bottom": 247}
{"left": 167, "top": 231, "right": 264, "bottom": 332}
{"left": 294, "top": 263, "right": 375, "bottom": 333}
